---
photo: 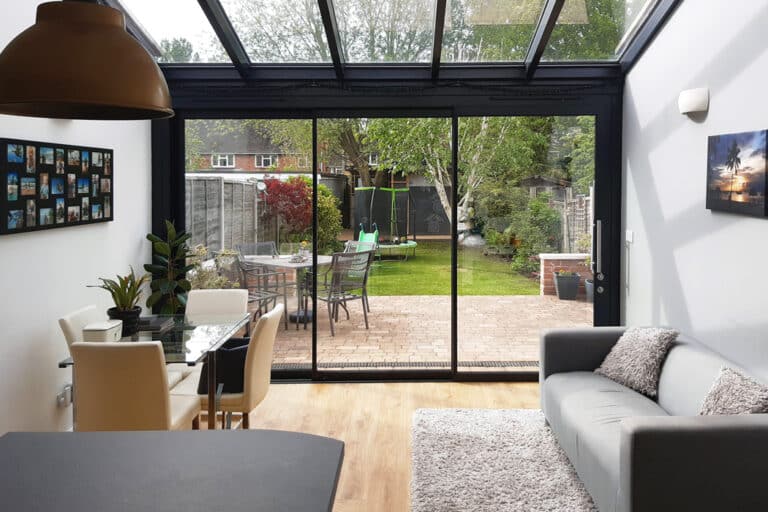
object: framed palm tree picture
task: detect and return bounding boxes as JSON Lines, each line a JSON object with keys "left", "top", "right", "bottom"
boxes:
{"left": 706, "top": 130, "right": 768, "bottom": 217}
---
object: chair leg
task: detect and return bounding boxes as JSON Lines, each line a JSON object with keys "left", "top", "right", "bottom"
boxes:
{"left": 328, "top": 301, "right": 335, "bottom": 336}
{"left": 225, "top": 412, "right": 232, "bottom": 430}
{"left": 362, "top": 297, "right": 369, "bottom": 330}
{"left": 282, "top": 288, "right": 288, "bottom": 329}
{"left": 192, "top": 415, "right": 200, "bottom": 430}
{"left": 221, "top": 411, "right": 226, "bottom": 429}
{"left": 341, "top": 299, "right": 350, "bottom": 320}
{"left": 242, "top": 412, "right": 250, "bottom": 429}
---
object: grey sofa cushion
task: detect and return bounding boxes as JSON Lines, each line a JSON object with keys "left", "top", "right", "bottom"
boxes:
{"left": 544, "top": 372, "right": 668, "bottom": 512}
{"left": 657, "top": 340, "right": 734, "bottom": 416}
{"left": 595, "top": 327, "right": 678, "bottom": 397}
{"left": 700, "top": 367, "right": 768, "bottom": 415}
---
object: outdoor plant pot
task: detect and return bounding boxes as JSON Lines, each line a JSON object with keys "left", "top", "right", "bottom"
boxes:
{"left": 553, "top": 272, "right": 581, "bottom": 301}
{"left": 585, "top": 279, "right": 594, "bottom": 303}
{"left": 107, "top": 306, "right": 141, "bottom": 337}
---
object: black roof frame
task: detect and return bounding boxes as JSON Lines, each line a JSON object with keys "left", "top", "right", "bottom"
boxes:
{"left": 104, "top": 0, "right": 681, "bottom": 85}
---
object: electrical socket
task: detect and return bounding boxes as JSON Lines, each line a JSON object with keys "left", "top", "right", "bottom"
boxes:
{"left": 56, "top": 384, "right": 73, "bottom": 408}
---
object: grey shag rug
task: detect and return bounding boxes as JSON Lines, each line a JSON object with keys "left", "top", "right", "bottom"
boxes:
{"left": 411, "top": 409, "right": 596, "bottom": 512}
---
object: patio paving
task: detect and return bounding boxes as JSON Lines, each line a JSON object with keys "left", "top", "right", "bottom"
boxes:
{"left": 265, "top": 295, "right": 593, "bottom": 371}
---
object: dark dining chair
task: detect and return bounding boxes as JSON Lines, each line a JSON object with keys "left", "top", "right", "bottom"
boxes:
{"left": 316, "top": 250, "right": 375, "bottom": 336}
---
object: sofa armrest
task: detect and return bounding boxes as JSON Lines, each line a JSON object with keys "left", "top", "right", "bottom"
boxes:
{"left": 539, "top": 326, "right": 626, "bottom": 382}
{"left": 619, "top": 415, "right": 768, "bottom": 512}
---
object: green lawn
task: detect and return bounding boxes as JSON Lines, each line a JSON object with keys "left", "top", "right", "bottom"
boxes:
{"left": 365, "top": 240, "right": 539, "bottom": 296}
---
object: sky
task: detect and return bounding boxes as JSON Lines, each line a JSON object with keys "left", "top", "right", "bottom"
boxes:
{"left": 118, "top": 0, "right": 226, "bottom": 61}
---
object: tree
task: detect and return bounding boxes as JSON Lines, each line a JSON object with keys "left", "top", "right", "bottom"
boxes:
{"left": 725, "top": 140, "right": 742, "bottom": 202}
{"left": 159, "top": 38, "right": 200, "bottom": 63}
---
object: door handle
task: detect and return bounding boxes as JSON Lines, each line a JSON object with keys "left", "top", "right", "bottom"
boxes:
{"left": 595, "top": 219, "right": 603, "bottom": 277}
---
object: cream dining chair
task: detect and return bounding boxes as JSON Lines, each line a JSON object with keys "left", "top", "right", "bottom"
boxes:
{"left": 58, "top": 305, "right": 187, "bottom": 387}
{"left": 70, "top": 341, "right": 200, "bottom": 431}
{"left": 171, "top": 304, "right": 283, "bottom": 429}
{"left": 185, "top": 289, "right": 249, "bottom": 317}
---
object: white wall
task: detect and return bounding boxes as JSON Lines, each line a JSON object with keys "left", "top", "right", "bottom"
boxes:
{"left": 623, "top": 0, "right": 768, "bottom": 375}
{"left": 0, "top": 1, "right": 152, "bottom": 433}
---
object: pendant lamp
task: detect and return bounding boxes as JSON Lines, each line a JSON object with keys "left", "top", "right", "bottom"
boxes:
{"left": 0, "top": 0, "right": 173, "bottom": 120}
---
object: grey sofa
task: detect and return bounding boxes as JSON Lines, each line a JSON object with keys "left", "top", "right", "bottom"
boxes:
{"left": 541, "top": 326, "right": 768, "bottom": 512}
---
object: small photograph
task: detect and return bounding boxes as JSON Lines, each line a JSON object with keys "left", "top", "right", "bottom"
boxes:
{"left": 40, "top": 147, "right": 54, "bottom": 165}
{"left": 104, "top": 196, "right": 111, "bottom": 218}
{"left": 91, "top": 203, "right": 102, "bottom": 219}
{"left": 7, "top": 210, "right": 23, "bottom": 230}
{"left": 55, "top": 148, "right": 65, "bottom": 174}
{"left": 7, "top": 172, "right": 19, "bottom": 201}
{"left": 39, "top": 173, "right": 50, "bottom": 200}
{"left": 39, "top": 207, "right": 54, "bottom": 226}
{"left": 20, "top": 177, "right": 36, "bottom": 196}
{"left": 55, "top": 198, "right": 66, "bottom": 224}
{"left": 101, "top": 177, "right": 111, "bottom": 193}
{"left": 81, "top": 197, "right": 90, "bottom": 221}
{"left": 104, "top": 153, "right": 111, "bottom": 175}
{"left": 67, "top": 149, "right": 80, "bottom": 167}
{"left": 81, "top": 150, "right": 90, "bottom": 174}
{"left": 26, "top": 145, "right": 36, "bottom": 173}
{"left": 67, "top": 173, "right": 76, "bottom": 198}
{"left": 67, "top": 205, "right": 80, "bottom": 223}
{"left": 92, "top": 151, "right": 103, "bottom": 167}
{"left": 92, "top": 174, "right": 100, "bottom": 197}
{"left": 7, "top": 144, "right": 24, "bottom": 164}
{"left": 77, "top": 177, "right": 90, "bottom": 195}
{"left": 26, "top": 199, "right": 36, "bottom": 227}
{"left": 52, "top": 177, "right": 64, "bottom": 195}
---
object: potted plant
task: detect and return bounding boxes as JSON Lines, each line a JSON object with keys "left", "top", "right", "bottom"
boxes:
{"left": 583, "top": 256, "right": 594, "bottom": 303}
{"left": 89, "top": 267, "right": 149, "bottom": 336}
{"left": 144, "top": 220, "right": 194, "bottom": 314}
{"left": 553, "top": 269, "right": 581, "bottom": 301}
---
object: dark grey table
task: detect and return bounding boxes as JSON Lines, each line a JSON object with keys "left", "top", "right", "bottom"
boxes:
{"left": 0, "top": 430, "right": 344, "bottom": 512}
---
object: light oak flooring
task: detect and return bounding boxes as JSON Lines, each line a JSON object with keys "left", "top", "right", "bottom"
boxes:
{"left": 246, "top": 381, "right": 541, "bottom": 512}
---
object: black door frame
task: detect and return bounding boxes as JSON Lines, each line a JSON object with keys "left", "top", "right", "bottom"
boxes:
{"left": 151, "top": 81, "right": 623, "bottom": 382}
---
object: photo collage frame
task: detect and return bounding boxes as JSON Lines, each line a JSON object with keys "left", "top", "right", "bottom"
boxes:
{"left": 1, "top": 138, "right": 113, "bottom": 234}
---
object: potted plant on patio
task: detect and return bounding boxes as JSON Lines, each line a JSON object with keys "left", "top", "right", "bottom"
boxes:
{"left": 553, "top": 269, "right": 581, "bottom": 301}
{"left": 89, "top": 267, "right": 150, "bottom": 337}
{"left": 583, "top": 256, "right": 594, "bottom": 303}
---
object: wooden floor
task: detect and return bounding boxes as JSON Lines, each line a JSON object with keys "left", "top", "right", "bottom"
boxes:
{"left": 247, "top": 381, "right": 541, "bottom": 512}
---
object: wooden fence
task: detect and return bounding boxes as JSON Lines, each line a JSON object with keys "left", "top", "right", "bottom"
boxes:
{"left": 185, "top": 176, "right": 273, "bottom": 251}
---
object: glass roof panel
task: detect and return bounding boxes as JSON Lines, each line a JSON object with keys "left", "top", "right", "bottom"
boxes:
{"left": 333, "top": 0, "right": 438, "bottom": 63}
{"left": 118, "top": 0, "right": 229, "bottom": 63}
{"left": 441, "top": 0, "right": 545, "bottom": 63}
{"left": 542, "top": 0, "right": 658, "bottom": 61}
{"left": 220, "top": 0, "right": 332, "bottom": 63}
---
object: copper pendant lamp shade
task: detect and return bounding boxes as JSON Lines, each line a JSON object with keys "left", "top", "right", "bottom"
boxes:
{"left": 0, "top": 1, "right": 173, "bottom": 120}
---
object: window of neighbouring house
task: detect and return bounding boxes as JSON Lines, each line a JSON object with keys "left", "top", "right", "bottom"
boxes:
{"left": 368, "top": 153, "right": 379, "bottom": 166}
{"left": 211, "top": 154, "right": 235, "bottom": 168}
{"left": 256, "top": 154, "right": 278, "bottom": 168}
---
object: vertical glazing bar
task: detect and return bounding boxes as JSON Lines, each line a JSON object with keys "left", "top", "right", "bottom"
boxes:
{"left": 451, "top": 114, "right": 459, "bottom": 375}
{"left": 311, "top": 117, "right": 319, "bottom": 379}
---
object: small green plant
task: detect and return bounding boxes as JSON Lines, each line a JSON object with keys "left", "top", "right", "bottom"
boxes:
{"left": 144, "top": 220, "right": 194, "bottom": 314}
{"left": 187, "top": 245, "right": 240, "bottom": 290}
{"left": 89, "top": 267, "right": 149, "bottom": 311}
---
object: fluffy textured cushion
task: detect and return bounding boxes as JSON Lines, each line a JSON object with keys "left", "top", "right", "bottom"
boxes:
{"left": 699, "top": 367, "right": 768, "bottom": 415}
{"left": 595, "top": 327, "right": 678, "bottom": 397}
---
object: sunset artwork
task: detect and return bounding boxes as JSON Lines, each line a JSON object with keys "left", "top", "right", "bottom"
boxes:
{"left": 706, "top": 130, "right": 768, "bottom": 217}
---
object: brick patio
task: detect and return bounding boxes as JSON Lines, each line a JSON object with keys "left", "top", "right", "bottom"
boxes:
{"left": 265, "top": 295, "right": 592, "bottom": 371}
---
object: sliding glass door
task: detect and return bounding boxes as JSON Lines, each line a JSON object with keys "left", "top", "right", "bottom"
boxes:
{"left": 178, "top": 109, "right": 616, "bottom": 380}
{"left": 315, "top": 117, "right": 452, "bottom": 372}
{"left": 456, "top": 116, "right": 596, "bottom": 373}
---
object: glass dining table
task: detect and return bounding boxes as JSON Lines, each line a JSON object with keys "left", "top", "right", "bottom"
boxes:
{"left": 59, "top": 312, "right": 251, "bottom": 430}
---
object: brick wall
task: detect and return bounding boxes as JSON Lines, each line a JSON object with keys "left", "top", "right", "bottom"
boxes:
{"left": 539, "top": 254, "right": 592, "bottom": 300}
